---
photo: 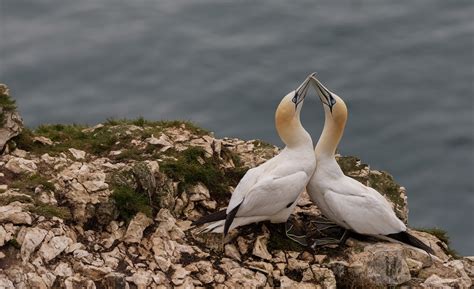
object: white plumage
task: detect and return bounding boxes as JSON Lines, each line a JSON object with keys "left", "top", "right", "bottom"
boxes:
{"left": 197, "top": 75, "right": 317, "bottom": 234}
{"left": 307, "top": 76, "right": 407, "bottom": 236}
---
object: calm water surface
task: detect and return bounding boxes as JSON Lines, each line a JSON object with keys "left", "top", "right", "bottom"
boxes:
{"left": 1, "top": 0, "right": 473, "bottom": 254}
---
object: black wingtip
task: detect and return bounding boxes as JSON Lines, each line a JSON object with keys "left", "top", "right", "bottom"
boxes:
{"left": 192, "top": 209, "right": 227, "bottom": 227}
{"left": 223, "top": 202, "right": 242, "bottom": 236}
{"left": 387, "top": 231, "right": 435, "bottom": 255}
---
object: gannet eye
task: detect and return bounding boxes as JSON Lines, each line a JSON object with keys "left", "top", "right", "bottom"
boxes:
{"left": 292, "top": 93, "right": 298, "bottom": 104}
{"left": 329, "top": 95, "right": 336, "bottom": 106}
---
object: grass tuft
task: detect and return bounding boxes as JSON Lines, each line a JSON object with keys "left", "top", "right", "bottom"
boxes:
{"left": 110, "top": 185, "right": 152, "bottom": 222}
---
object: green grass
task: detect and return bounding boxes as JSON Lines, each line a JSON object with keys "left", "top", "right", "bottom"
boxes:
{"left": 30, "top": 204, "right": 72, "bottom": 220}
{"left": 160, "top": 147, "right": 247, "bottom": 203}
{"left": 416, "top": 227, "right": 459, "bottom": 258}
{"left": 10, "top": 174, "right": 55, "bottom": 193}
{"left": 12, "top": 119, "right": 209, "bottom": 159}
{"left": 0, "top": 85, "right": 16, "bottom": 123}
{"left": 110, "top": 185, "right": 152, "bottom": 222}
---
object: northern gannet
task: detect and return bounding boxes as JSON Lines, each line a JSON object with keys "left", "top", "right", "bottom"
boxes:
{"left": 193, "top": 75, "right": 317, "bottom": 236}
{"left": 306, "top": 75, "right": 434, "bottom": 254}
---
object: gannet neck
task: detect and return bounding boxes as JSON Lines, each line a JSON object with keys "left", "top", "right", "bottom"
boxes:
{"left": 275, "top": 93, "right": 312, "bottom": 148}
{"left": 315, "top": 94, "right": 347, "bottom": 158}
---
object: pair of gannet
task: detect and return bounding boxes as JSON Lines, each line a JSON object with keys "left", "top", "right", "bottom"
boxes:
{"left": 194, "top": 73, "right": 433, "bottom": 254}
{"left": 193, "top": 75, "right": 317, "bottom": 235}
{"left": 306, "top": 75, "right": 433, "bottom": 253}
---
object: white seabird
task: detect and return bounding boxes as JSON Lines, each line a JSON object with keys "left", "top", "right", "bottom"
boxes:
{"left": 306, "top": 75, "right": 434, "bottom": 254}
{"left": 193, "top": 75, "right": 317, "bottom": 236}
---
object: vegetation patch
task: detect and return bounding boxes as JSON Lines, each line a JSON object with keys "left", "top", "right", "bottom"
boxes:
{"left": 160, "top": 147, "right": 247, "bottom": 204}
{"left": 0, "top": 85, "right": 16, "bottom": 123}
{"left": 30, "top": 204, "right": 72, "bottom": 220}
{"left": 110, "top": 185, "right": 152, "bottom": 222}
{"left": 416, "top": 227, "right": 459, "bottom": 258}
{"left": 10, "top": 173, "right": 55, "bottom": 193}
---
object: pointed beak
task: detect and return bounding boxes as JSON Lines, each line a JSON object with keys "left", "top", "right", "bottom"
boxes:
{"left": 310, "top": 75, "right": 336, "bottom": 113}
{"left": 292, "top": 72, "right": 316, "bottom": 109}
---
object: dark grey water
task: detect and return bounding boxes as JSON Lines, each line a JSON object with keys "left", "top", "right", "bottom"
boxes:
{"left": 1, "top": 0, "right": 473, "bottom": 254}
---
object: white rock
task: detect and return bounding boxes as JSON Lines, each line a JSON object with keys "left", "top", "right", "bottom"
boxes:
{"left": 5, "top": 157, "right": 37, "bottom": 174}
{"left": 0, "top": 203, "right": 32, "bottom": 225}
{"left": 421, "top": 274, "right": 464, "bottom": 289}
{"left": 188, "top": 182, "right": 211, "bottom": 201}
{"left": 225, "top": 244, "right": 241, "bottom": 261}
{"left": 0, "top": 226, "right": 7, "bottom": 246}
{"left": 68, "top": 148, "right": 86, "bottom": 160}
{"left": 0, "top": 184, "right": 7, "bottom": 191}
{"left": 171, "top": 265, "right": 190, "bottom": 285}
{"left": 155, "top": 255, "right": 171, "bottom": 272}
{"left": 54, "top": 262, "right": 73, "bottom": 277}
{"left": 39, "top": 236, "right": 72, "bottom": 262}
{"left": 311, "top": 265, "right": 337, "bottom": 289}
{"left": 253, "top": 234, "right": 272, "bottom": 260}
{"left": 0, "top": 275, "right": 13, "bottom": 288}
{"left": 124, "top": 212, "right": 154, "bottom": 244}
{"left": 126, "top": 270, "right": 152, "bottom": 289}
{"left": 33, "top": 136, "right": 53, "bottom": 145}
{"left": 20, "top": 227, "right": 48, "bottom": 262}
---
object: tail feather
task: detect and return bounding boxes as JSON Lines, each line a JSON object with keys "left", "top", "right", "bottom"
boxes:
{"left": 387, "top": 231, "right": 435, "bottom": 255}
{"left": 192, "top": 209, "right": 227, "bottom": 226}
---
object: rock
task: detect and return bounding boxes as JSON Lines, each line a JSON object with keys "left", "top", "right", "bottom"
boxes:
{"left": 0, "top": 274, "right": 14, "bottom": 289}
{"left": 421, "top": 274, "right": 468, "bottom": 288}
{"left": 225, "top": 244, "right": 241, "bottom": 261}
{"left": 0, "top": 84, "right": 23, "bottom": 151}
{"left": 0, "top": 203, "right": 32, "bottom": 225}
{"left": 253, "top": 232, "right": 272, "bottom": 260}
{"left": 348, "top": 243, "right": 411, "bottom": 286}
{"left": 54, "top": 262, "right": 73, "bottom": 277}
{"left": 195, "top": 261, "right": 214, "bottom": 284}
{"left": 126, "top": 270, "right": 152, "bottom": 289}
{"left": 288, "top": 258, "right": 309, "bottom": 271}
{"left": 68, "top": 148, "right": 86, "bottom": 160}
{"left": 171, "top": 265, "right": 191, "bottom": 286}
{"left": 188, "top": 182, "right": 211, "bottom": 201}
{"left": 20, "top": 227, "right": 48, "bottom": 262}
{"left": 38, "top": 236, "right": 72, "bottom": 262}
{"left": 312, "top": 265, "right": 337, "bottom": 289}
{"left": 155, "top": 256, "right": 171, "bottom": 272}
{"left": 123, "top": 212, "right": 153, "bottom": 244}
{"left": 5, "top": 157, "right": 37, "bottom": 174}
{"left": 33, "top": 136, "right": 53, "bottom": 146}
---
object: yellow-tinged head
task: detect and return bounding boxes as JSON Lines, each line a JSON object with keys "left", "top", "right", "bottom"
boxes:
{"left": 275, "top": 76, "right": 312, "bottom": 147}
{"left": 311, "top": 76, "right": 347, "bottom": 129}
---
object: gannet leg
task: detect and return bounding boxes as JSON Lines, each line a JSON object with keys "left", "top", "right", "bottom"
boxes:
{"left": 285, "top": 221, "right": 308, "bottom": 246}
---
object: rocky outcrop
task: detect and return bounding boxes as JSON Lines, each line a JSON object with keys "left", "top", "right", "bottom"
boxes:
{"left": 0, "top": 109, "right": 471, "bottom": 287}
{"left": 0, "top": 84, "right": 23, "bottom": 152}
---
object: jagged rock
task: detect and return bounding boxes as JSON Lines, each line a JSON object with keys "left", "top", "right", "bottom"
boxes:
{"left": 252, "top": 228, "right": 272, "bottom": 260}
{"left": 171, "top": 264, "right": 191, "bottom": 286}
{"left": 347, "top": 243, "right": 411, "bottom": 286}
{"left": 33, "top": 136, "right": 53, "bottom": 146}
{"left": 0, "top": 274, "right": 14, "bottom": 289}
{"left": 225, "top": 244, "right": 241, "bottom": 261}
{"left": 38, "top": 236, "right": 72, "bottom": 263}
{"left": 421, "top": 274, "right": 469, "bottom": 288}
{"left": 20, "top": 227, "right": 48, "bottom": 262}
{"left": 5, "top": 157, "right": 37, "bottom": 174}
{"left": 126, "top": 269, "right": 152, "bottom": 289}
{"left": 123, "top": 212, "right": 153, "bottom": 244}
{"left": 54, "top": 262, "right": 73, "bottom": 277}
{"left": 0, "top": 203, "right": 32, "bottom": 225}
{"left": 68, "top": 148, "right": 86, "bottom": 160}
{"left": 0, "top": 84, "right": 23, "bottom": 152}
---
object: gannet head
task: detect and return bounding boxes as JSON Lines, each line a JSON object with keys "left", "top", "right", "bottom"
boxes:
{"left": 275, "top": 76, "right": 312, "bottom": 146}
{"left": 311, "top": 76, "right": 347, "bottom": 127}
